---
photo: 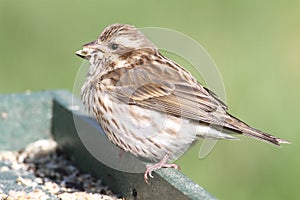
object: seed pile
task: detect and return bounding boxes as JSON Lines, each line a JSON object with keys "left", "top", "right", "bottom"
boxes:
{"left": 0, "top": 139, "right": 123, "bottom": 200}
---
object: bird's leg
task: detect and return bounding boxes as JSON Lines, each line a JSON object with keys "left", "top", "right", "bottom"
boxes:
{"left": 144, "top": 153, "right": 180, "bottom": 184}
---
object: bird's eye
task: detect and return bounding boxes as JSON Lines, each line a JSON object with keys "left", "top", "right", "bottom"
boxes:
{"left": 111, "top": 43, "right": 118, "bottom": 50}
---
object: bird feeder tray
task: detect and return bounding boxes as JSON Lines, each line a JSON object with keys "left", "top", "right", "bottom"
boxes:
{"left": 0, "top": 90, "right": 215, "bottom": 200}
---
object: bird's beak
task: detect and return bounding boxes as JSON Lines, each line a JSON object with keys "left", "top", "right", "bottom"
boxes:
{"left": 76, "top": 41, "right": 98, "bottom": 60}
{"left": 76, "top": 49, "right": 87, "bottom": 59}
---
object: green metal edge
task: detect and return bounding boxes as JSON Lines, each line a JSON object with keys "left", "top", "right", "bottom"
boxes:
{"left": 0, "top": 90, "right": 56, "bottom": 150}
{"left": 0, "top": 90, "right": 216, "bottom": 199}
{"left": 50, "top": 90, "right": 216, "bottom": 200}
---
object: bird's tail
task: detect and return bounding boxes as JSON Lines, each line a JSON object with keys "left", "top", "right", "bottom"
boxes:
{"left": 225, "top": 114, "right": 291, "bottom": 146}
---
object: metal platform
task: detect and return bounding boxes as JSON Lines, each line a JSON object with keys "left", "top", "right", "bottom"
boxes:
{"left": 0, "top": 90, "right": 216, "bottom": 200}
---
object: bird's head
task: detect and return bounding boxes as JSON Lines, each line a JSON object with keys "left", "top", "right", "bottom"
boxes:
{"left": 76, "top": 24, "right": 157, "bottom": 61}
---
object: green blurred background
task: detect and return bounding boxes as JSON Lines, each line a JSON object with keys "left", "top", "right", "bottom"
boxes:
{"left": 0, "top": 0, "right": 299, "bottom": 199}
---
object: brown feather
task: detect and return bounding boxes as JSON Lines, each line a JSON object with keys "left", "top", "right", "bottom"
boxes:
{"left": 102, "top": 51, "right": 290, "bottom": 146}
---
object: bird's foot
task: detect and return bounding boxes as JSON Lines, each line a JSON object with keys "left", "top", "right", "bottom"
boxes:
{"left": 144, "top": 154, "right": 180, "bottom": 184}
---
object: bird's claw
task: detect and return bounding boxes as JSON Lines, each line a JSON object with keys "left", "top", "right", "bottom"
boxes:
{"left": 143, "top": 162, "right": 180, "bottom": 184}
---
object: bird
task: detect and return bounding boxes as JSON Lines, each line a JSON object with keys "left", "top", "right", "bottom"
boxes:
{"left": 76, "top": 23, "right": 290, "bottom": 183}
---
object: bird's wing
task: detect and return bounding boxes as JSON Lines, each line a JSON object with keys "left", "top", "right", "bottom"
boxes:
{"left": 100, "top": 54, "right": 290, "bottom": 146}
{"left": 102, "top": 58, "right": 231, "bottom": 127}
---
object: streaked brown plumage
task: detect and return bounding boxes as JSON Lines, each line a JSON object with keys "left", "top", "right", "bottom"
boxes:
{"left": 76, "top": 24, "right": 290, "bottom": 183}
